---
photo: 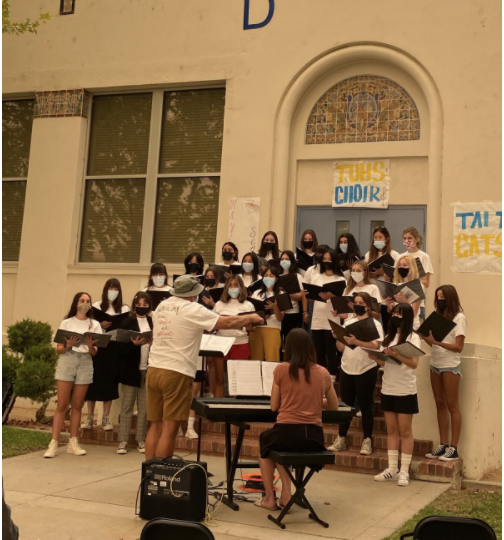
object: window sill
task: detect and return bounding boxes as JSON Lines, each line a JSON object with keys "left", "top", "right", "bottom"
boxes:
{"left": 67, "top": 264, "right": 185, "bottom": 276}
{"left": 2, "top": 264, "right": 19, "bottom": 273}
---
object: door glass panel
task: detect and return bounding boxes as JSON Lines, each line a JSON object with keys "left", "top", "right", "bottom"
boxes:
{"left": 336, "top": 220, "right": 350, "bottom": 240}
{"left": 370, "top": 220, "right": 385, "bottom": 237}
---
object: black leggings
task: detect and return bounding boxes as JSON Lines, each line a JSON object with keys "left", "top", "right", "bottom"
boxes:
{"left": 338, "top": 366, "right": 378, "bottom": 439}
{"left": 281, "top": 312, "right": 302, "bottom": 345}
{"left": 311, "top": 330, "right": 339, "bottom": 376}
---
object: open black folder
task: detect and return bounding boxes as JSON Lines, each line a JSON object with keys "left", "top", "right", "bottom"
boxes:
{"left": 415, "top": 311, "right": 457, "bottom": 342}
{"left": 296, "top": 248, "right": 315, "bottom": 271}
{"left": 91, "top": 308, "right": 130, "bottom": 331}
{"left": 375, "top": 279, "right": 425, "bottom": 304}
{"left": 328, "top": 318, "right": 380, "bottom": 350}
{"left": 247, "top": 279, "right": 263, "bottom": 295}
{"left": 238, "top": 310, "right": 266, "bottom": 326}
{"left": 302, "top": 280, "right": 347, "bottom": 302}
{"left": 248, "top": 293, "right": 292, "bottom": 313}
{"left": 368, "top": 253, "right": 395, "bottom": 272}
{"left": 212, "top": 264, "right": 243, "bottom": 283}
{"left": 149, "top": 290, "right": 172, "bottom": 310}
{"left": 107, "top": 329, "right": 153, "bottom": 343}
{"left": 361, "top": 341, "right": 425, "bottom": 365}
{"left": 54, "top": 329, "right": 111, "bottom": 348}
{"left": 278, "top": 273, "right": 302, "bottom": 294}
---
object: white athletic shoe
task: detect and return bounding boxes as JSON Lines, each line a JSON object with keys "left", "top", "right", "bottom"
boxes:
{"left": 80, "top": 415, "right": 94, "bottom": 430}
{"left": 186, "top": 427, "right": 199, "bottom": 439}
{"left": 177, "top": 427, "right": 184, "bottom": 437}
{"left": 360, "top": 438, "right": 372, "bottom": 455}
{"left": 67, "top": 437, "right": 86, "bottom": 456}
{"left": 101, "top": 415, "right": 113, "bottom": 431}
{"left": 204, "top": 392, "right": 214, "bottom": 398}
{"left": 137, "top": 441, "right": 145, "bottom": 453}
{"left": 44, "top": 439, "right": 59, "bottom": 458}
{"left": 374, "top": 468, "right": 399, "bottom": 482}
{"left": 397, "top": 471, "right": 410, "bottom": 487}
{"left": 328, "top": 436, "right": 347, "bottom": 452}
{"left": 117, "top": 442, "right": 128, "bottom": 454}
{"left": 356, "top": 411, "right": 362, "bottom": 418}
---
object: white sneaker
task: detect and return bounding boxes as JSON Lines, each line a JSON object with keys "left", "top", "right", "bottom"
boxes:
{"left": 397, "top": 471, "right": 410, "bottom": 487}
{"left": 177, "top": 427, "right": 184, "bottom": 437}
{"left": 374, "top": 468, "right": 399, "bottom": 482}
{"left": 328, "top": 436, "right": 346, "bottom": 452}
{"left": 117, "top": 442, "right": 128, "bottom": 454}
{"left": 186, "top": 427, "right": 199, "bottom": 439}
{"left": 137, "top": 441, "right": 145, "bottom": 453}
{"left": 44, "top": 439, "right": 59, "bottom": 458}
{"left": 67, "top": 437, "right": 86, "bottom": 456}
{"left": 356, "top": 411, "right": 362, "bottom": 418}
{"left": 204, "top": 392, "right": 214, "bottom": 398}
{"left": 360, "top": 437, "right": 372, "bottom": 455}
{"left": 102, "top": 415, "right": 113, "bottom": 431}
{"left": 80, "top": 415, "right": 94, "bottom": 430}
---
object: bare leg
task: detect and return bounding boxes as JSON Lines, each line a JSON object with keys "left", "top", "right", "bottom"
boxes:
{"left": 430, "top": 371, "right": 450, "bottom": 444}
{"left": 397, "top": 414, "right": 414, "bottom": 455}
{"left": 156, "top": 421, "right": 181, "bottom": 458}
{"left": 259, "top": 457, "right": 277, "bottom": 507}
{"left": 443, "top": 372, "right": 462, "bottom": 447}
{"left": 214, "top": 359, "right": 225, "bottom": 398}
{"left": 103, "top": 400, "right": 112, "bottom": 417}
{"left": 277, "top": 465, "right": 292, "bottom": 506}
{"left": 87, "top": 400, "right": 96, "bottom": 416}
{"left": 207, "top": 359, "right": 216, "bottom": 396}
{"left": 51, "top": 381, "right": 73, "bottom": 440}
{"left": 70, "top": 385, "right": 89, "bottom": 438}
{"left": 145, "top": 421, "right": 162, "bottom": 460}
{"left": 384, "top": 411, "right": 400, "bottom": 451}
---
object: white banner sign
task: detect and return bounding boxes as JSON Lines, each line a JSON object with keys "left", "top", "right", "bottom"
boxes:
{"left": 333, "top": 159, "right": 390, "bottom": 208}
{"left": 453, "top": 202, "right": 502, "bottom": 273}
{"left": 228, "top": 197, "right": 260, "bottom": 256}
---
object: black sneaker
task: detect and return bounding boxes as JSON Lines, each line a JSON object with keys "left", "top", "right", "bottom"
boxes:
{"left": 439, "top": 446, "right": 459, "bottom": 461}
{"left": 425, "top": 444, "right": 448, "bottom": 459}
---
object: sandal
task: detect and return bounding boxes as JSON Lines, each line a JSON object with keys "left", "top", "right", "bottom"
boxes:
{"left": 254, "top": 497, "right": 280, "bottom": 511}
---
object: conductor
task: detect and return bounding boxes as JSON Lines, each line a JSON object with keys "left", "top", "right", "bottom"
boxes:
{"left": 145, "top": 275, "right": 263, "bottom": 459}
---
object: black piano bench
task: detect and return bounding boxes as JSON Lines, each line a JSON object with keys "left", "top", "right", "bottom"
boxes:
{"left": 266, "top": 451, "right": 335, "bottom": 530}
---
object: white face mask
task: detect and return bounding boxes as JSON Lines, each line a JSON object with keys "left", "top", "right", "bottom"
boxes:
{"left": 351, "top": 271, "right": 364, "bottom": 283}
{"left": 228, "top": 288, "right": 240, "bottom": 298}
{"left": 242, "top": 262, "right": 254, "bottom": 273}
{"left": 374, "top": 241, "right": 386, "bottom": 250}
{"left": 152, "top": 276, "right": 166, "bottom": 287}
{"left": 339, "top": 243, "right": 348, "bottom": 253}
{"left": 107, "top": 290, "right": 119, "bottom": 302}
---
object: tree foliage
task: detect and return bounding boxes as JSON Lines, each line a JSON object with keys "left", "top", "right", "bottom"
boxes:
{"left": 2, "top": 0, "right": 50, "bottom": 35}
{"left": 6, "top": 318, "right": 52, "bottom": 355}
{"left": 2, "top": 346, "right": 21, "bottom": 383}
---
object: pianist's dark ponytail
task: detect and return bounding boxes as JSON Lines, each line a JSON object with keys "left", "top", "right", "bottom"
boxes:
{"left": 285, "top": 328, "right": 316, "bottom": 384}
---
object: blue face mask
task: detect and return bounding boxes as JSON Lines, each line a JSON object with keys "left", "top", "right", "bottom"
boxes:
{"left": 263, "top": 277, "right": 276, "bottom": 289}
{"left": 339, "top": 243, "right": 348, "bottom": 253}
{"left": 374, "top": 241, "right": 386, "bottom": 250}
{"left": 228, "top": 288, "right": 240, "bottom": 298}
{"left": 280, "top": 260, "right": 291, "bottom": 270}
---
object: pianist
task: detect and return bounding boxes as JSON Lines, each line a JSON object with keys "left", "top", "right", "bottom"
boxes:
{"left": 256, "top": 329, "right": 339, "bottom": 511}
{"left": 145, "top": 275, "right": 263, "bottom": 460}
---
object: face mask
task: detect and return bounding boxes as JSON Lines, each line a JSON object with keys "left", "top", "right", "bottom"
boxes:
{"left": 263, "top": 277, "right": 276, "bottom": 289}
{"left": 391, "top": 316, "right": 403, "bottom": 328}
{"left": 152, "top": 276, "right": 166, "bottom": 287}
{"left": 136, "top": 306, "right": 150, "bottom": 316}
{"left": 188, "top": 263, "right": 200, "bottom": 274}
{"left": 374, "top": 241, "right": 386, "bottom": 250}
{"left": 437, "top": 299, "right": 447, "bottom": 311}
{"left": 77, "top": 302, "right": 91, "bottom": 314}
{"left": 303, "top": 240, "right": 313, "bottom": 249}
{"left": 280, "top": 260, "right": 291, "bottom": 270}
{"left": 263, "top": 241, "right": 275, "bottom": 252}
{"left": 107, "top": 290, "right": 119, "bottom": 302}
{"left": 339, "top": 243, "right": 348, "bottom": 253}
{"left": 351, "top": 271, "right": 364, "bottom": 283}
{"left": 354, "top": 305, "right": 367, "bottom": 316}
{"left": 205, "top": 278, "right": 216, "bottom": 288}
{"left": 228, "top": 288, "right": 240, "bottom": 298}
{"left": 242, "top": 262, "right": 254, "bottom": 273}
{"left": 398, "top": 267, "right": 409, "bottom": 278}
{"left": 403, "top": 239, "right": 415, "bottom": 249}
{"left": 222, "top": 251, "right": 234, "bottom": 262}
{"left": 322, "top": 261, "right": 333, "bottom": 272}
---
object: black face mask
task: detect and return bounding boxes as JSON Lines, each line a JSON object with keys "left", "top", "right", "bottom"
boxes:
{"left": 354, "top": 305, "right": 367, "bottom": 316}
{"left": 398, "top": 267, "right": 409, "bottom": 278}
{"left": 322, "top": 262, "right": 333, "bottom": 272}
{"left": 136, "top": 306, "right": 150, "bottom": 316}
{"left": 222, "top": 251, "right": 234, "bottom": 261}
{"left": 437, "top": 299, "right": 447, "bottom": 311}
{"left": 205, "top": 279, "right": 216, "bottom": 288}
{"left": 188, "top": 263, "right": 200, "bottom": 274}
{"left": 303, "top": 240, "right": 313, "bottom": 249}
{"left": 263, "top": 241, "right": 276, "bottom": 252}
{"left": 391, "top": 316, "right": 403, "bottom": 328}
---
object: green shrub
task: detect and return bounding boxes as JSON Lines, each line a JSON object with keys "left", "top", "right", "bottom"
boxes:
{"left": 6, "top": 319, "right": 52, "bottom": 355}
{"left": 14, "top": 359, "right": 57, "bottom": 403}
{"left": 2, "top": 346, "right": 21, "bottom": 382}
{"left": 23, "top": 344, "right": 58, "bottom": 367}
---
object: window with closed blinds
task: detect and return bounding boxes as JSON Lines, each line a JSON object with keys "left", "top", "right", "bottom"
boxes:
{"left": 79, "top": 178, "right": 146, "bottom": 263}
{"left": 87, "top": 94, "right": 152, "bottom": 176}
{"left": 152, "top": 177, "right": 220, "bottom": 263}
{"left": 2, "top": 100, "right": 34, "bottom": 178}
{"left": 2, "top": 181, "right": 27, "bottom": 261}
{"left": 159, "top": 89, "right": 225, "bottom": 174}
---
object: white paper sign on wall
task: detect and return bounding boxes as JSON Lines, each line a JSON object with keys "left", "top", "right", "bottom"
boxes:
{"left": 229, "top": 197, "right": 261, "bottom": 256}
{"left": 332, "top": 159, "right": 390, "bottom": 208}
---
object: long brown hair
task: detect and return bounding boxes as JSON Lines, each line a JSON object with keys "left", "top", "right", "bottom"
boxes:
{"left": 129, "top": 291, "right": 152, "bottom": 318}
{"left": 100, "top": 278, "right": 124, "bottom": 313}
{"left": 299, "top": 229, "right": 319, "bottom": 252}
{"left": 285, "top": 329, "right": 317, "bottom": 383}
{"left": 353, "top": 292, "right": 374, "bottom": 317}
{"left": 220, "top": 275, "right": 248, "bottom": 303}
{"left": 367, "top": 226, "right": 393, "bottom": 261}
{"left": 65, "top": 292, "right": 94, "bottom": 329}
{"left": 434, "top": 285, "right": 463, "bottom": 321}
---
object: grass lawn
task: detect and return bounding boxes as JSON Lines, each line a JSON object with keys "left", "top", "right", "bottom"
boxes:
{"left": 384, "top": 488, "right": 502, "bottom": 540}
{"left": 2, "top": 426, "right": 52, "bottom": 458}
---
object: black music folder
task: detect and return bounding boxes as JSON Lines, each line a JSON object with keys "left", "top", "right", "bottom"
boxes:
{"left": 328, "top": 318, "right": 380, "bottom": 349}
{"left": 247, "top": 279, "right": 263, "bottom": 295}
{"left": 368, "top": 253, "right": 395, "bottom": 272}
{"left": 302, "top": 280, "right": 347, "bottom": 302}
{"left": 415, "top": 258, "right": 426, "bottom": 278}
{"left": 212, "top": 264, "right": 243, "bottom": 282}
{"left": 248, "top": 296, "right": 272, "bottom": 316}
{"left": 415, "top": 312, "right": 457, "bottom": 342}
{"left": 361, "top": 347, "right": 401, "bottom": 365}
{"left": 278, "top": 273, "right": 302, "bottom": 294}
{"left": 238, "top": 310, "right": 266, "bottom": 326}
{"left": 362, "top": 341, "right": 425, "bottom": 365}
{"left": 295, "top": 248, "right": 315, "bottom": 271}
{"left": 91, "top": 308, "right": 130, "bottom": 331}
{"left": 54, "top": 329, "right": 111, "bottom": 348}
{"left": 267, "top": 257, "right": 281, "bottom": 269}
{"left": 208, "top": 287, "right": 225, "bottom": 303}
{"left": 381, "top": 263, "right": 395, "bottom": 279}
{"left": 330, "top": 296, "right": 355, "bottom": 314}
{"left": 274, "top": 292, "right": 293, "bottom": 312}
{"left": 149, "top": 290, "right": 172, "bottom": 310}
{"left": 375, "top": 279, "right": 425, "bottom": 304}
{"left": 108, "top": 329, "right": 153, "bottom": 343}
{"left": 338, "top": 252, "right": 361, "bottom": 270}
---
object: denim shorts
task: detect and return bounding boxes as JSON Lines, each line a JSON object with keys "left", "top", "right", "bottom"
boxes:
{"left": 430, "top": 365, "right": 462, "bottom": 377}
{"left": 55, "top": 351, "right": 94, "bottom": 385}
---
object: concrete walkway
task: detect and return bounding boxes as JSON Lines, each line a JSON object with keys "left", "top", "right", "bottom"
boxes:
{"left": 3, "top": 444, "right": 450, "bottom": 540}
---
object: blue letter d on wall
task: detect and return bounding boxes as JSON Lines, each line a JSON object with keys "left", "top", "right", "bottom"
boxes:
{"left": 243, "top": 0, "right": 275, "bottom": 30}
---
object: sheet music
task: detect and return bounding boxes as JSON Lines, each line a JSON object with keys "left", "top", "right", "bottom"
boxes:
{"left": 199, "top": 335, "right": 235, "bottom": 356}
{"left": 234, "top": 361, "right": 263, "bottom": 396}
{"left": 261, "top": 362, "right": 278, "bottom": 396}
{"left": 398, "top": 285, "right": 420, "bottom": 304}
{"left": 227, "top": 360, "right": 239, "bottom": 396}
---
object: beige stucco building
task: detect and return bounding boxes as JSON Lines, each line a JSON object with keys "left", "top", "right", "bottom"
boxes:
{"left": 2, "top": 0, "right": 501, "bottom": 479}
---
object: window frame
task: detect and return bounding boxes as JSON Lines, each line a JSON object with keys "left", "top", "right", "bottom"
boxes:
{"left": 75, "top": 85, "right": 224, "bottom": 269}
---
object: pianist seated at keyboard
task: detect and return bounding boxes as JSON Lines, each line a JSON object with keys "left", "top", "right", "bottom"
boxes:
{"left": 256, "top": 328, "right": 339, "bottom": 511}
